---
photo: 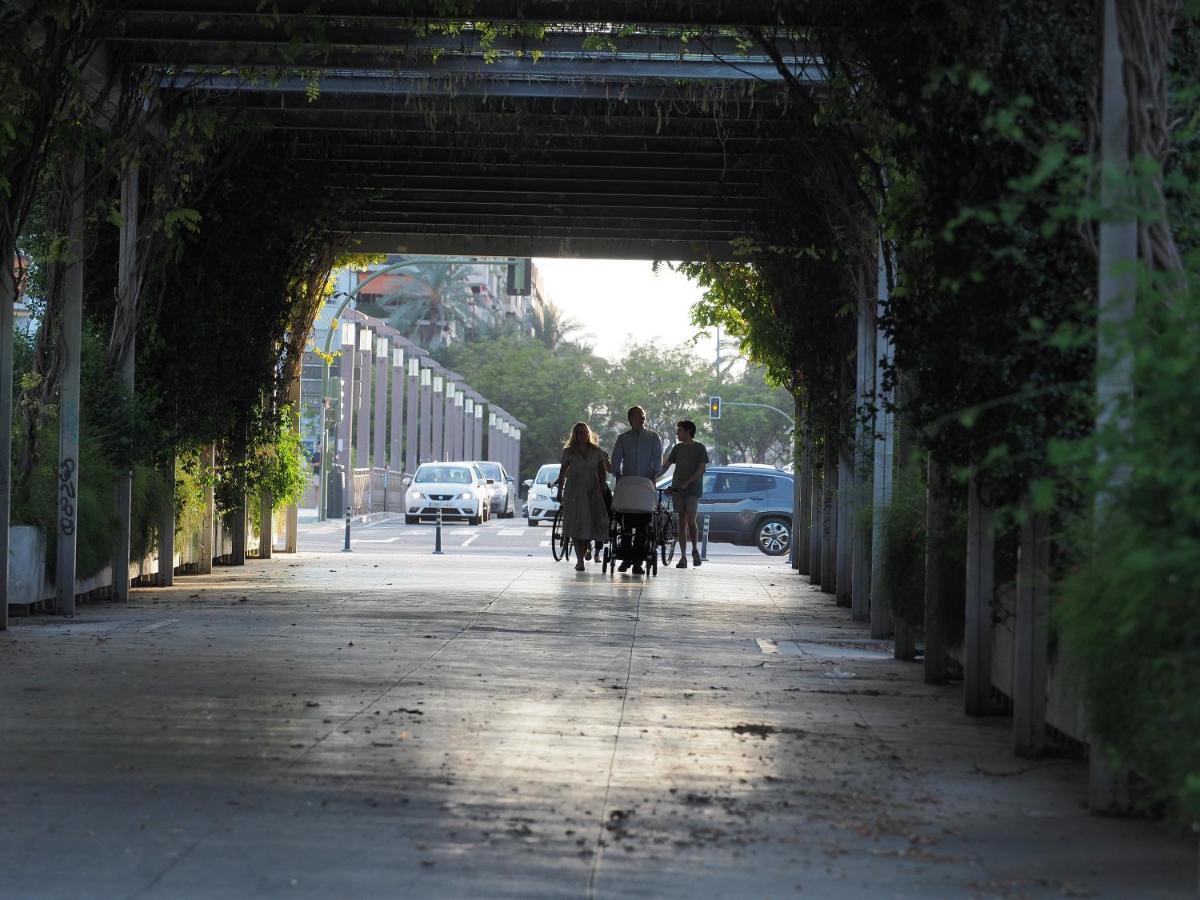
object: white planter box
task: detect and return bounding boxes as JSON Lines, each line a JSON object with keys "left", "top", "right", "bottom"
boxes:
{"left": 8, "top": 525, "right": 46, "bottom": 606}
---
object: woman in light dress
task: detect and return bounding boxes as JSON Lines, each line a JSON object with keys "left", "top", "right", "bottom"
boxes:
{"left": 557, "top": 422, "right": 610, "bottom": 571}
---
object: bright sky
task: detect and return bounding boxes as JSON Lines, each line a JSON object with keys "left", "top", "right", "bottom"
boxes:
{"left": 533, "top": 258, "right": 716, "bottom": 364}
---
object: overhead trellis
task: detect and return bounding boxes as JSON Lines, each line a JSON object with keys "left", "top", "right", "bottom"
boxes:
{"left": 101, "top": 2, "right": 828, "bottom": 258}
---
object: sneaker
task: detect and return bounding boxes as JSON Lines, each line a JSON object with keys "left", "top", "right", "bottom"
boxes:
{"left": 617, "top": 560, "right": 631, "bottom": 573}
{"left": 584, "top": 545, "right": 592, "bottom": 561}
{"left": 676, "top": 559, "right": 687, "bottom": 569}
{"left": 632, "top": 565, "right": 644, "bottom": 575}
{"left": 692, "top": 549, "right": 702, "bottom": 566}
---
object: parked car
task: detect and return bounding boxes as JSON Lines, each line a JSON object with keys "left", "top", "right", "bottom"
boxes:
{"left": 468, "top": 460, "right": 515, "bottom": 518}
{"left": 523, "top": 463, "right": 561, "bottom": 526}
{"left": 657, "top": 465, "right": 793, "bottom": 555}
{"left": 404, "top": 462, "right": 490, "bottom": 525}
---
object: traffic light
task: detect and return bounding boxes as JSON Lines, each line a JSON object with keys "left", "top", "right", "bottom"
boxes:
{"left": 709, "top": 395, "right": 721, "bottom": 419}
{"left": 505, "top": 258, "right": 532, "bottom": 296}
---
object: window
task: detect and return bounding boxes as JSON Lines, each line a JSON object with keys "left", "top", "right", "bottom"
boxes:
{"left": 415, "top": 466, "right": 472, "bottom": 484}
{"left": 534, "top": 465, "right": 560, "bottom": 484}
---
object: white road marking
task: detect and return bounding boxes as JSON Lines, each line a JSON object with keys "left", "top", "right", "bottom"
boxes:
{"left": 357, "top": 537, "right": 401, "bottom": 544}
{"left": 141, "top": 619, "right": 178, "bottom": 632}
{"left": 461, "top": 534, "right": 480, "bottom": 547}
{"left": 539, "top": 540, "right": 551, "bottom": 547}
{"left": 496, "top": 528, "right": 526, "bottom": 536}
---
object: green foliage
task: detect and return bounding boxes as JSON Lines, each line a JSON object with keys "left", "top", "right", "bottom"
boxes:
{"left": 439, "top": 326, "right": 794, "bottom": 481}
{"left": 438, "top": 331, "right": 603, "bottom": 482}
{"left": 250, "top": 406, "right": 308, "bottom": 511}
{"left": 9, "top": 326, "right": 150, "bottom": 580}
{"left": 1055, "top": 286, "right": 1200, "bottom": 822}
{"left": 878, "top": 457, "right": 929, "bottom": 631}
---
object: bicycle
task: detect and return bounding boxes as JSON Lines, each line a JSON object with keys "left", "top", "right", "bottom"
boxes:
{"left": 550, "top": 506, "right": 573, "bottom": 562}
{"left": 656, "top": 489, "right": 678, "bottom": 564}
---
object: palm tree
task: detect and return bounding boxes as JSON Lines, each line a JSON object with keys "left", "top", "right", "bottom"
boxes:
{"left": 374, "top": 263, "right": 475, "bottom": 349}
{"left": 533, "top": 298, "right": 587, "bottom": 351}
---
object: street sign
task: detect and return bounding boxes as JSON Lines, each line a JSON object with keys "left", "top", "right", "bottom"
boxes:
{"left": 709, "top": 395, "right": 721, "bottom": 419}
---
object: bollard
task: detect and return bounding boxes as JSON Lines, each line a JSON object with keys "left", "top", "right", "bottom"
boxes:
{"left": 433, "top": 506, "right": 444, "bottom": 555}
{"left": 701, "top": 513, "right": 710, "bottom": 561}
{"left": 342, "top": 506, "right": 352, "bottom": 552}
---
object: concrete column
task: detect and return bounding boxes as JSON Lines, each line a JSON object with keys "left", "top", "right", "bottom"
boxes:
{"left": 820, "top": 429, "right": 837, "bottom": 595}
{"left": 355, "top": 326, "right": 372, "bottom": 469}
{"left": 113, "top": 163, "right": 139, "bottom": 601}
{"left": 464, "top": 398, "right": 475, "bottom": 459}
{"left": 0, "top": 258, "right": 14, "bottom": 629}
{"left": 1014, "top": 499, "right": 1050, "bottom": 756}
{"left": 372, "top": 336, "right": 388, "bottom": 472}
{"left": 836, "top": 381, "right": 853, "bottom": 607}
{"left": 56, "top": 157, "right": 85, "bottom": 616}
{"left": 338, "top": 324, "right": 355, "bottom": 510}
{"left": 836, "top": 444, "right": 852, "bottom": 607}
{"left": 229, "top": 491, "right": 246, "bottom": 566}
{"left": 892, "top": 378, "right": 917, "bottom": 661}
{"left": 852, "top": 284, "right": 876, "bottom": 620}
{"left": 196, "top": 444, "right": 214, "bottom": 574}
{"left": 453, "top": 390, "right": 465, "bottom": 459}
{"left": 259, "top": 488, "right": 272, "bottom": 559}
{"left": 472, "top": 403, "right": 484, "bottom": 459}
{"left": 513, "top": 430, "right": 521, "bottom": 478}
{"left": 157, "top": 454, "right": 175, "bottom": 586}
{"left": 923, "top": 454, "right": 950, "bottom": 684}
{"left": 283, "top": 376, "right": 299, "bottom": 552}
{"left": 870, "top": 246, "right": 896, "bottom": 640}
{"left": 808, "top": 461, "right": 822, "bottom": 585}
{"left": 442, "top": 382, "right": 457, "bottom": 460}
{"left": 1090, "top": 0, "right": 1138, "bottom": 813}
{"left": 389, "top": 347, "right": 405, "bottom": 472}
{"left": 418, "top": 365, "right": 433, "bottom": 463}
{"left": 405, "top": 356, "right": 419, "bottom": 472}
{"left": 964, "top": 476, "right": 995, "bottom": 716}
{"left": 792, "top": 395, "right": 808, "bottom": 573}
{"left": 431, "top": 375, "right": 445, "bottom": 460}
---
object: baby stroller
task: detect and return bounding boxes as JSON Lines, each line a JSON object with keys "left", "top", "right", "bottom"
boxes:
{"left": 601, "top": 476, "right": 659, "bottom": 576}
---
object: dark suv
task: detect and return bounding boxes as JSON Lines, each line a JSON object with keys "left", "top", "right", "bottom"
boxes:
{"left": 660, "top": 465, "right": 794, "bottom": 556}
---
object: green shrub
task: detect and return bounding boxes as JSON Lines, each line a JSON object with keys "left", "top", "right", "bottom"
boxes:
{"left": 1055, "top": 293, "right": 1200, "bottom": 823}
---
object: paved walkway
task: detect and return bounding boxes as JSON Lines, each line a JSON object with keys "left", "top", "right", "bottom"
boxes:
{"left": 0, "top": 543, "right": 1193, "bottom": 898}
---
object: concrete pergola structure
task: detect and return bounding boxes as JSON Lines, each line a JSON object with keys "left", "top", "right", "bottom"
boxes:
{"left": 104, "top": 2, "right": 820, "bottom": 261}
{"left": 0, "top": 0, "right": 1141, "bottom": 810}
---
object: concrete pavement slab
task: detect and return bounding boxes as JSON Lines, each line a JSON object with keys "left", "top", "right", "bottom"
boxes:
{"left": 0, "top": 541, "right": 1194, "bottom": 899}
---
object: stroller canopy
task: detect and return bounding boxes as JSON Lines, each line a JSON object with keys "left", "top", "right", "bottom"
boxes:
{"left": 612, "top": 476, "right": 657, "bottom": 514}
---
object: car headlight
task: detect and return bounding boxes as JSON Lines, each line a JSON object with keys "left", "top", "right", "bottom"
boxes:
{"left": 458, "top": 491, "right": 474, "bottom": 500}
{"left": 408, "top": 491, "right": 424, "bottom": 500}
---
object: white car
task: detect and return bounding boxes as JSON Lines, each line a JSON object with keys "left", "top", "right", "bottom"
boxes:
{"left": 404, "top": 463, "right": 489, "bottom": 525}
{"left": 524, "top": 463, "right": 561, "bottom": 526}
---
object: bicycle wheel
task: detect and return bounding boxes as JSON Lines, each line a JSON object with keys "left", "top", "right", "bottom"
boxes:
{"left": 551, "top": 509, "right": 568, "bottom": 561}
{"left": 660, "top": 514, "right": 677, "bottom": 564}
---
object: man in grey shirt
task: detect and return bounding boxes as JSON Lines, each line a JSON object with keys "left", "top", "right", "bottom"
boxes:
{"left": 610, "top": 406, "right": 662, "bottom": 573}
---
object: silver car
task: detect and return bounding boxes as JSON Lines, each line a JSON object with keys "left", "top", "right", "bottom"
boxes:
{"left": 468, "top": 460, "right": 515, "bottom": 518}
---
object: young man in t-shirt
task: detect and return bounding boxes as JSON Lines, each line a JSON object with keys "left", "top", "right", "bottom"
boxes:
{"left": 663, "top": 419, "right": 709, "bottom": 569}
